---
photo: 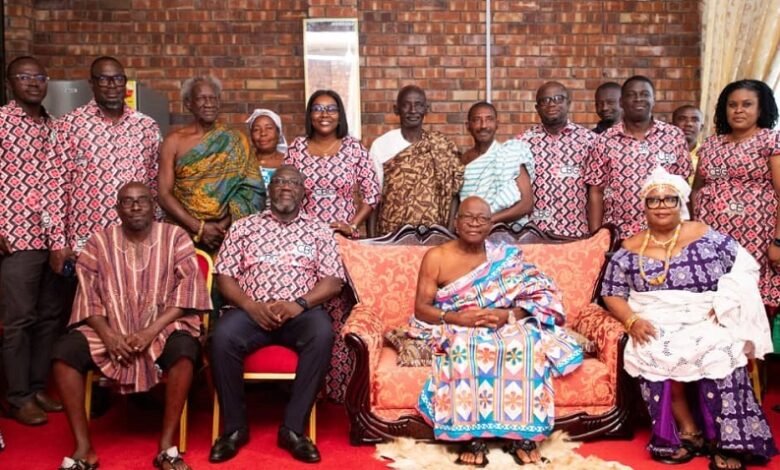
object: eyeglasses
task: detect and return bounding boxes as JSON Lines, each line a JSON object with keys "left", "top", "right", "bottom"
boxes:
{"left": 645, "top": 196, "right": 680, "bottom": 209}
{"left": 537, "top": 94, "right": 567, "bottom": 106}
{"left": 118, "top": 196, "right": 153, "bottom": 208}
{"left": 311, "top": 104, "right": 339, "bottom": 115}
{"left": 457, "top": 214, "right": 491, "bottom": 225}
{"left": 270, "top": 177, "right": 302, "bottom": 187}
{"left": 92, "top": 74, "right": 128, "bottom": 87}
{"left": 13, "top": 74, "right": 49, "bottom": 84}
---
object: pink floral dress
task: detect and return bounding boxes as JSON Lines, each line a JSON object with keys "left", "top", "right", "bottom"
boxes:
{"left": 694, "top": 128, "right": 780, "bottom": 307}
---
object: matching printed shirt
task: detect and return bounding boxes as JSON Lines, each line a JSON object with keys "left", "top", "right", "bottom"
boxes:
{"left": 50, "top": 100, "right": 161, "bottom": 251}
{"left": 215, "top": 210, "right": 345, "bottom": 303}
{"left": 0, "top": 101, "right": 63, "bottom": 253}
{"left": 519, "top": 122, "right": 596, "bottom": 238}
{"left": 584, "top": 119, "right": 691, "bottom": 238}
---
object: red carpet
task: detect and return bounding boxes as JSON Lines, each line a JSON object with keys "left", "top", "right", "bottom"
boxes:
{"left": 2, "top": 383, "right": 780, "bottom": 469}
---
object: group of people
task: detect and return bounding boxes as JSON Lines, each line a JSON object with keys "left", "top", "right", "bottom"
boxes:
{"left": 0, "top": 51, "right": 777, "bottom": 469}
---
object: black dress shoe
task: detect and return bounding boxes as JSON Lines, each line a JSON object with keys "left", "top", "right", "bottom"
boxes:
{"left": 277, "top": 426, "right": 321, "bottom": 463}
{"left": 209, "top": 428, "right": 249, "bottom": 463}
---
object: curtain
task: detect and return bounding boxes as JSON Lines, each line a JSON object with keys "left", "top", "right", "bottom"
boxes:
{"left": 700, "top": 0, "right": 780, "bottom": 135}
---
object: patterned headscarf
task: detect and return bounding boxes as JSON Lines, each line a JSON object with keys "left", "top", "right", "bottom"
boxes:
{"left": 245, "top": 109, "right": 288, "bottom": 154}
{"left": 640, "top": 166, "right": 691, "bottom": 220}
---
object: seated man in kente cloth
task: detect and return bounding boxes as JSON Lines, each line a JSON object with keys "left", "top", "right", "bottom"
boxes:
{"left": 51, "top": 182, "right": 212, "bottom": 470}
{"left": 159, "top": 76, "right": 265, "bottom": 252}
{"left": 413, "top": 196, "right": 582, "bottom": 466}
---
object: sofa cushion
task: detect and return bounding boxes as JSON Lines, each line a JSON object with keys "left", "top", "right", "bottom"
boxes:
{"left": 520, "top": 229, "right": 611, "bottom": 325}
{"left": 385, "top": 328, "right": 433, "bottom": 367}
{"left": 337, "top": 239, "right": 431, "bottom": 330}
{"left": 374, "top": 346, "right": 430, "bottom": 409}
{"left": 373, "top": 346, "right": 614, "bottom": 411}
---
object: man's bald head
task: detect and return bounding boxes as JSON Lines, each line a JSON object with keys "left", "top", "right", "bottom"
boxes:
{"left": 536, "top": 81, "right": 568, "bottom": 101}
{"left": 118, "top": 181, "right": 150, "bottom": 199}
{"left": 397, "top": 85, "right": 426, "bottom": 105}
{"left": 459, "top": 196, "right": 492, "bottom": 217}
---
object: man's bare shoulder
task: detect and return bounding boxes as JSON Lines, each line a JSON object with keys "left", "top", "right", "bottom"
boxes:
{"left": 163, "top": 124, "right": 200, "bottom": 143}
{"left": 422, "top": 240, "right": 457, "bottom": 260}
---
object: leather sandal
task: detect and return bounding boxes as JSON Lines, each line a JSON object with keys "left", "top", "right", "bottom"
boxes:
{"left": 503, "top": 439, "right": 548, "bottom": 465}
{"left": 455, "top": 439, "right": 489, "bottom": 467}
{"left": 153, "top": 446, "right": 187, "bottom": 469}
{"left": 59, "top": 457, "right": 99, "bottom": 470}
{"left": 679, "top": 431, "right": 708, "bottom": 457}
{"left": 709, "top": 451, "right": 745, "bottom": 470}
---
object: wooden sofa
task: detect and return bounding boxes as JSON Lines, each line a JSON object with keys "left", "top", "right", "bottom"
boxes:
{"left": 337, "top": 223, "right": 635, "bottom": 445}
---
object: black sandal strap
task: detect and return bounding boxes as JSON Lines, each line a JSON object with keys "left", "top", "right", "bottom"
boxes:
{"left": 153, "top": 446, "right": 184, "bottom": 469}
{"left": 59, "top": 457, "right": 99, "bottom": 470}
{"left": 459, "top": 439, "right": 489, "bottom": 455}
{"left": 506, "top": 439, "right": 537, "bottom": 453}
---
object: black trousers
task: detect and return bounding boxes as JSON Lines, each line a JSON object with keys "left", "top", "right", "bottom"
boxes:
{"left": 210, "top": 307, "right": 334, "bottom": 435}
{"left": 0, "top": 250, "right": 66, "bottom": 408}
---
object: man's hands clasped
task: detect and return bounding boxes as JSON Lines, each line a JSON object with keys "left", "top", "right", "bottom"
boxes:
{"left": 246, "top": 300, "right": 305, "bottom": 330}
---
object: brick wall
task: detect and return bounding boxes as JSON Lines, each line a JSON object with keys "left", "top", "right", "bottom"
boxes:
{"left": 5, "top": 0, "right": 700, "bottom": 148}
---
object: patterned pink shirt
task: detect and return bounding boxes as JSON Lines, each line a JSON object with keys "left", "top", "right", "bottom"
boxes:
{"left": 284, "top": 135, "right": 380, "bottom": 224}
{"left": 50, "top": 100, "right": 161, "bottom": 251}
{"left": 519, "top": 121, "right": 596, "bottom": 237}
{"left": 0, "top": 101, "right": 63, "bottom": 252}
{"left": 215, "top": 210, "right": 345, "bottom": 303}
{"left": 584, "top": 120, "right": 691, "bottom": 237}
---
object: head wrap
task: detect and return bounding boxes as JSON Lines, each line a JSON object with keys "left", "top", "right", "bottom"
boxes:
{"left": 245, "top": 109, "right": 288, "bottom": 154}
{"left": 640, "top": 166, "right": 691, "bottom": 220}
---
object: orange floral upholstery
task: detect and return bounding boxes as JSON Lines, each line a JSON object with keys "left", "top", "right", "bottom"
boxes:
{"left": 373, "top": 348, "right": 428, "bottom": 409}
{"left": 339, "top": 227, "right": 627, "bottom": 435}
{"left": 337, "top": 239, "right": 430, "bottom": 330}
{"left": 341, "top": 303, "right": 384, "bottom": 377}
{"left": 570, "top": 303, "right": 626, "bottom": 387}
{"left": 520, "top": 229, "right": 611, "bottom": 324}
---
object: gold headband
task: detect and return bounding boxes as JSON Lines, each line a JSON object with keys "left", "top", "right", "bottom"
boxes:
{"left": 642, "top": 183, "right": 680, "bottom": 198}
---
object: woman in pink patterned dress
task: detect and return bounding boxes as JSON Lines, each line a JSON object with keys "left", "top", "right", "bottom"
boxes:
{"left": 693, "top": 79, "right": 780, "bottom": 311}
{"left": 285, "top": 89, "right": 380, "bottom": 402}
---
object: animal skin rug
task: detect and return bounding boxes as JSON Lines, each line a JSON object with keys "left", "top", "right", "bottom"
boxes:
{"left": 375, "top": 431, "right": 633, "bottom": 469}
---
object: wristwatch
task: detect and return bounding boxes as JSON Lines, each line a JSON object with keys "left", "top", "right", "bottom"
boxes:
{"left": 294, "top": 297, "right": 309, "bottom": 311}
{"left": 773, "top": 238, "right": 780, "bottom": 247}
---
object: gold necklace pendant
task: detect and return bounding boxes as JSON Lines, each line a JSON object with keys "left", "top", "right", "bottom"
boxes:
{"left": 649, "top": 235, "right": 674, "bottom": 247}
{"left": 639, "top": 223, "right": 682, "bottom": 286}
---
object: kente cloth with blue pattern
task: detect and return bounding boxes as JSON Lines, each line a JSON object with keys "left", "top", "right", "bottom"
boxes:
{"left": 415, "top": 241, "right": 583, "bottom": 441}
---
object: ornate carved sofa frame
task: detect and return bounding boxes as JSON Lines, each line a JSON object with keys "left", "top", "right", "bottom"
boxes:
{"left": 337, "top": 223, "right": 635, "bottom": 445}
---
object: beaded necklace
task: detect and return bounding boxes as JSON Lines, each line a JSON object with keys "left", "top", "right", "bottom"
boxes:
{"left": 638, "top": 223, "right": 681, "bottom": 286}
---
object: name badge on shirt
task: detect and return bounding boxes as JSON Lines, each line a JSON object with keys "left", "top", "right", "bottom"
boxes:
{"left": 533, "top": 209, "right": 552, "bottom": 221}
{"left": 557, "top": 164, "right": 581, "bottom": 178}
{"left": 294, "top": 242, "right": 315, "bottom": 259}
{"left": 74, "top": 151, "right": 88, "bottom": 168}
{"left": 40, "top": 211, "right": 52, "bottom": 229}
{"left": 75, "top": 236, "right": 89, "bottom": 252}
{"left": 655, "top": 152, "right": 676, "bottom": 165}
{"left": 708, "top": 166, "right": 728, "bottom": 179}
{"left": 312, "top": 188, "right": 336, "bottom": 199}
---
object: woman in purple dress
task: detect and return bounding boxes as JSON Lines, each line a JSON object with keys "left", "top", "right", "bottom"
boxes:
{"left": 285, "top": 90, "right": 380, "bottom": 402}
{"left": 692, "top": 79, "right": 780, "bottom": 311}
{"left": 603, "top": 168, "right": 776, "bottom": 470}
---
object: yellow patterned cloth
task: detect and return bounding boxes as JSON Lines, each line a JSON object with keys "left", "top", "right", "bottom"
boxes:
{"left": 173, "top": 124, "right": 265, "bottom": 222}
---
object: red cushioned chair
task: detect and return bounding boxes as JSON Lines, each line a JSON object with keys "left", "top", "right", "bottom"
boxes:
{"left": 210, "top": 346, "right": 317, "bottom": 444}
{"left": 83, "top": 248, "right": 213, "bottom": 453}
